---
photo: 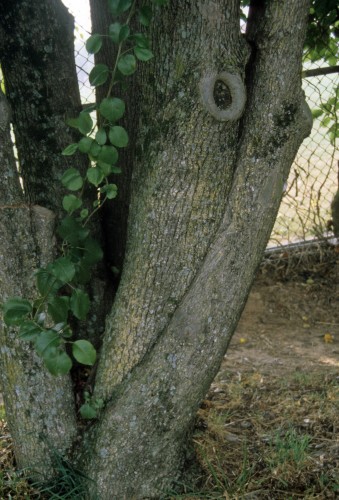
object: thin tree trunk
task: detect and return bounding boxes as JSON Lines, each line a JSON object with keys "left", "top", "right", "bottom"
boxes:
{"left": 0, "top": 0, "right": 90, "bottom": 474}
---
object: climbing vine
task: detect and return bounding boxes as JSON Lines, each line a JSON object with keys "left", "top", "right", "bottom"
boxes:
{"left": 1, "top": 0, "right": 168, "bottom": 397}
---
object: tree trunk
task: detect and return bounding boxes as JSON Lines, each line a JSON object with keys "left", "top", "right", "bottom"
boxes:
{"left": 0, "top": 0, "right": 84, "bottom": 212}
{"left": 0, "top": 0, "right": 83, "bottom": 475}
{"left": 79, "top": 1, "right": 311, "bottom": 498}
{"left": 0, "top": 0, "right": 312, "bottom": 497}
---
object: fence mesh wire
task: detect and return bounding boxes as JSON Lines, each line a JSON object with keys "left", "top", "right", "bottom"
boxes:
{"left": 73, "top": 27, "right": 338, "bottom": 248}
{"left": 1, "top": 18, "right": 338, "bottom": 250}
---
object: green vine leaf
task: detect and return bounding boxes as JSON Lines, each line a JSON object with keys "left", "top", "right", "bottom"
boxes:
{"left": 139, "top": 6, "right": 153, "bottom": 26}
{"left": 89, "top": 64, "right": 110, "bottom": 87}
{"left": 78, "top": 112, "right": 93, "bottom": 135}
{"left": 87, "top": 167, "right": 105, "bottom": 187}
{"left": 109, "top": 22, "right": 130, "bottom": 44}
{"left": 98, "top": 145, "right": 118, "bottom": 165}
{"left": 101, "top": 183, "right": 118, "bottom": 199}
{"left": 44, "top": 350, "right": 72, "bottom": 376}
{"left": 35, "top": 330, "right": 61, "bottom": 357}
{"left": 62, "top": 194, "right": 82, "bottom": 213}
{"left": 99, "top": 97, "right": 125, "bottom": 122}
{"left": 70, "top": 289, "right": 90, "bottom": 320}
{"left": 72, "top": 339, "right": 96, "bottom": 366}
{"left": 57, "top": 217, "right": 90, "bottom": 245}
{"left": 2, "top": 298, "right": 32, "bottom": 326}
{"left": 19, "top": 321, "right": 42, "bottom": 341}
{"left": 95, "top": 128, "right": 107, "bottom": 145}
{"left": 118, "top": 54, "right": 137, "bottom": 75}
{"left": 134, "top": 47, "right": 153, "bottom": 61}
{"left": 36, "top": 268, "right": 62, "bottom": 297}
{"left": 50, "top": 256, "right": 76, "bottom": 284}
{"left": 82, "top": 238, "right": 104, "bottom": 265}
{"left": 130, "top": 33, "right": 150, "bottom": 48}
{"left": 48, "top": 296, "right": 70, "bottom": 324}
{"left": 108, "top": 126, "right": 129, "bottom": 147}
{"left": 108, "top": 0, "right": 132, "bottom": 15}
{"left": 86, "top": 34, "right": 103, "bottom": 54}
{"left": 78, "top": 137, "right": 94, "bottom": 153}
{"left": 80, "top": 403, "right": 98, "bottom": 419}
{"left": 61, "top": 168, "right": 83, "bottom": 191}
{"left": 62, "top": 143, "right": 78, "bottom": 156}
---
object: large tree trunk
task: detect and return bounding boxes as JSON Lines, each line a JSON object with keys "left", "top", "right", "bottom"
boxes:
{"left": 78, "top": 1, "right": 311, "bottom": 498}
{"left": 0, "top": 0, "right": 312, "bottom": 497}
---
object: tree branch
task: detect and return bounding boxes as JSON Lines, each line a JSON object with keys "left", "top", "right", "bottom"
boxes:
{"left": 302, "top": 65, "right": 339, "bottom": 78}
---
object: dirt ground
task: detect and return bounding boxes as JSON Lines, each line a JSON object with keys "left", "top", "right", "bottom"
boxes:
{"left": 191, "top": 245, "right": 339, "bottom": 499}
{"left": 224, "top": 267, "right": 339, "bottom": 379}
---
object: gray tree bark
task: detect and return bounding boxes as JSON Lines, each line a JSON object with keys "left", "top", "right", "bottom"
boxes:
{"left": 78, "top": 1, "right": 312, "bottom": 498}
{"left": 0, "top": 0, "right": 312, "bottom": 497}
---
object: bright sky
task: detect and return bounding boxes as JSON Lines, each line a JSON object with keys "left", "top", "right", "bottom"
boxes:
{"left": 62, "top": 0, "right": 91, "bottom": 32}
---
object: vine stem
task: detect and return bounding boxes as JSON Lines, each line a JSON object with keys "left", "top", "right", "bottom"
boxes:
{"left": 106, "top": 0, "right": 138, "bottom": 98}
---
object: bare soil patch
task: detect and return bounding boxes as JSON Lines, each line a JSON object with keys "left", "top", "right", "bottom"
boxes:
{"left": 186, "top": 245, "right": 339, "bottom": 499}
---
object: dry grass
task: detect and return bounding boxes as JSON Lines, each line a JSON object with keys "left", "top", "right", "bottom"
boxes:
{"left": 170, "top": 370, "right": 339, "bottom": 499}
{"left": 1, "top": 372, "right": 338, "bottom": 499}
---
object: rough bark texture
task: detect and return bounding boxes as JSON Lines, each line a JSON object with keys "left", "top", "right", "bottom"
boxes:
{"left": 0, "top": 0, "right": 312, "bottom": 497}
{"left": 89, "top": 0, "right": 140, "bottom": 273}
{"left": 0, "top": 206, "right": 77, "bottom": 476}
{"left": 79, "top": 1, "right": 311, "bottom": 498}
{"left": 0, "top": 0, "right": 84, "bottom": 212}
{"left": 0, "top": 0, "right": 82, "bottom": 475}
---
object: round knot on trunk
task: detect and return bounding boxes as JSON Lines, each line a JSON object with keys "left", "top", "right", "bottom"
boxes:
{"left": 199, "top": 71, "right": 246, "bottom": 122}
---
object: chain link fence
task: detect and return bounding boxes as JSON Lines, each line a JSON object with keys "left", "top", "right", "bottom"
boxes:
{"left": 1, "top": 16, "right": 338, "bottom": 251}
{"left": 74, "top": 27, "right": 339, "bottom": 249}
{"left": 269, "top": 66, "right": 338, "bottom": 248}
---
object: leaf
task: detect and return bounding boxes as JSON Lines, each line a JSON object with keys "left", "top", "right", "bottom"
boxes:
{"left": 111, "top": 166, "right": 122, "bottom": 174}
{"left": 86, "top": 34, "right": 102, "bottom": 54}
{"left": 50, "top": 256, "right": 76, "bottom": 284}
{"left": 311, "top": 109, "right": 323, "bottom": 119}
{"left": 119, "top": 25, "right": 130, "bottom": 42}
{"left": 95, "top": 128, "right": 107, "bottom": 145}
{"left": 139, "top": 6, "right": 153, "bottom": 26}
{"left": 44, "top": 350, "right": 72, "bottom": 376}
{"left": 70, "top": 289, "right": 90, "bottom": 320}
{"left": 109, "top": 22, "right": 122, "bottom": 44}
{"left": 99, "top": 97, "right": 125, "bottom": 122}
{"left": 108, "top": 126, "right": 129, "bottom": 147}
{"left": 3, "top": 297, "right": 32, "bottom": 326}
{"left": 62, "top": 194, "right": 82, "bottom": 213}
{"left": 78, "top": 112, "right": 93, "bottom": 135}
{"left": 134, "top": 47, "right": 154, "bottom": 61}
{"left": 118, "top": 54, "right": 137, "bottom": 76}
{"left": 80, "top": 403, "right": 97, "bottom": 419}
{"left": 72, "top": 340, "right": 96, "bottom": 365}
{"left": 130, "top": 33, "right": 150, "bottom": 48}
{"left": 101, "top": 183, "right": 118, "bottom": 199}
{"left": 108, "top": 0, "right": 132, "bottom": 15}
{"left": 61, "top": 168, "right": 83, "bottom": 191}
{"left": 35, "top": 330, "right": 60, "bottom": 357}
{"left": 48, "top": 296, "right": 70, "bottom": 323}
{"left": 78, "top": 137, "right": 94, "bottom": 153}
{"left": 87, "top": 167, "right": 105, "bottom": 187}
{"left": 19, "top": 321, "right": 42, "bottom": 341}
{"left": 89, "top": 141, "right": 101, "bottom": 158}
{"left": 83, "top": 238, "right": 104, "bottom": 265}
{"left": 80, "top": 208, "right": 89, "bottom": 219}
{"left": 98, "top": 145, "right": 118, "bottom": 166}
{"left": 57, "top": 216, "right": 90, "bottom": 245}
{"left": 98, "top": 162, "right": 113, "bottom": 177}
{"left": 36, "top": 268, "right": 62, "bottom": 297}
{"left": 62, "top": 143, "right": 78, "bottom": 156}
{"left": 89, "top": 64, "right": 109, "bottom": 87}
